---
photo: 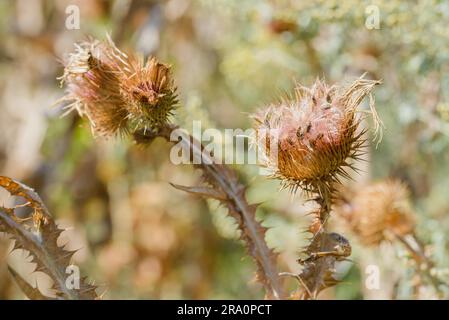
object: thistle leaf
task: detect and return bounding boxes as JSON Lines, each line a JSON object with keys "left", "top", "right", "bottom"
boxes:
{"left": 163, "top": 127, "right": 284, "bottom": 299}
{"left": 8, "top": 266, "right": 52, "bottom": 300}
{"left": 170, "top": 183, "right": 227, "bottom": 201}
{"left": 0, "top": 176, "right": 98, "bottom": 300}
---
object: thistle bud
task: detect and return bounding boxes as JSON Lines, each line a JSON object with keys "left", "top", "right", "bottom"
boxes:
{"left": 120, "top": 56, "right": 178, "bottom": 130}
{"left": 335, "top": 180, "right": 415, "bottom": 246}
{"left": 57, "top": 39, "right": 129, "bottom": 136}
{"left": 253, "top": 76, "right": 381, "bottom": 194}
{"left": 57, "top": 37, "right": 177, "bottom": 137}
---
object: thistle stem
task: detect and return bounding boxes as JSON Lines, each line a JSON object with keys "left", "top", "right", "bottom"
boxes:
{"left": 298, "top": 190, "right": 333, "bottom": 300}
{"left": 136, "top": 124, "right": 286, "bottom": 300}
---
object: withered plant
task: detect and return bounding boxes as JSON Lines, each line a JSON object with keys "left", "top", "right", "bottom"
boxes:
{"left": 57, "top": 36, "right": 284, "bottom": 300}
{"left": 56, "top": 37, "right": 384, "bottom": 299}
{"left": 57, "top": 36, "right": 177, "bottom": 136}
{"left": 253, "top": 77, "right": 381, "bottom": 299}
{"left": 0, "top": 36, "right": 388, "bottom": 300}
{"left": 0, "top": 176, "right": 97, "bottom": 299}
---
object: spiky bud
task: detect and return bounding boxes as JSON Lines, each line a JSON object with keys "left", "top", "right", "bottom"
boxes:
{"left": 253, "top": 76, "right": 381, "bottom": 195}
{"left": 298, "top": 232, "right": 352, "bottom": 299}
{"left": 57, "top": 37, "right": 177, "bottom": 137}
{"left": 120, "top": 56, "right": 178, "bottom": 130}
{"left": 335, "top": 180, "right": 416, "bottom": 246}
{"left": 57, "top": 39, "right": 129, "bottom": 136}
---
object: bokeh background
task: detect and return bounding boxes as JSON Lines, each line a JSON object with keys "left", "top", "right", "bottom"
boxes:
{"left": 1, "top": 0, "right": 449, "bottom": 299}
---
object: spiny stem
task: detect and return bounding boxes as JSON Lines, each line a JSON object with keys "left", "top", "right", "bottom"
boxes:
{"left": 297, "top": 186, "right": 351, "bottom": 300}
{"left": 137, "top": 124, "right": 285, "bottom": 300}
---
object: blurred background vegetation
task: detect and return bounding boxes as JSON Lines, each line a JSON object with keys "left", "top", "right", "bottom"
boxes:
{"left": 1, "top": 0, "right": 449, "bottom": 299}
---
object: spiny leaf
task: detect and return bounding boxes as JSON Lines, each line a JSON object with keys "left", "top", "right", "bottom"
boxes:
{"left": 8, "top": 266, "right": 52, "bottom": 300}
{"left": 160, "top": 126, "right": 284, "bottom": 299}
{"left": 170, "top": 183, "right": 227, "bottom": 201}
{"left": 197, "top": 167, "right": 282, "bottom": 299}
{"left": 0, "top": 176, "right": 98, "bottom": 300}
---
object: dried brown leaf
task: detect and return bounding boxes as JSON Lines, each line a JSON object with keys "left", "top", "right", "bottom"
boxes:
{"left": 0, "top": 176, "right": 98, "bottom": 300}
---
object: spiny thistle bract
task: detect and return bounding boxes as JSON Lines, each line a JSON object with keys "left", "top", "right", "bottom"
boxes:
{"left": 253, "top": 76, "right": 381, "bottom": 197}
{"left": 120, "top": 56, "right": 178, "bottom": 131}
{"left": 57, "top": 36, "right": 177, "bottom": 137}
{"left": 335, "top": 179, "right": 416, "bottom": 246}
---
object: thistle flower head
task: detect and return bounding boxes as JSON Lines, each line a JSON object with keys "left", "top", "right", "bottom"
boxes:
{"left": 253, "top": 76, "right": 381, "bottom": 195}
{"left": 57, "top": 36, "right": 177, "bottom": 137}
{"left": 335, "top": 180, "right": 415, "bottom": 246}
{"left": 120, "top": 56, "right": 177, "bottom": 130}
{"left": 57, "top": 39, "right": 129, "bottom": 136}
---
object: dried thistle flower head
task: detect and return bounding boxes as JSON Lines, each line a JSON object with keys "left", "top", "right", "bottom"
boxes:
{"left": 335, "top": 179, "right": 415, "bottom": 246}
{"left": 120, "top": 56, "right": 178, "bottom": 130}
{"left": 253, "top": 76, "right": 381, "bottom": 195}
{"left": 57, "top": 36, "right": 177, "bottom": 137}
{"left": 57, "top": 39, "right": 129, "bottom": 136}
